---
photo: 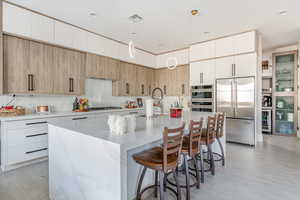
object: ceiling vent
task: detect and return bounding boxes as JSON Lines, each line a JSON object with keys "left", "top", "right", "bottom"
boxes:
{"left": 129, "top": 14, "right": 143, "bottom": 23}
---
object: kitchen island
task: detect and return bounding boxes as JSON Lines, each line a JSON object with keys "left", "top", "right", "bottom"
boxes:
{"left": 48, "top": 112, "right": 226, "bottom": 200}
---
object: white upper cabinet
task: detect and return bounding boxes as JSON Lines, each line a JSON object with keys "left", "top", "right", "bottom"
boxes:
{"left": 234, "top": 53, "right": 257, "bottom": 77}
{"left": 3, "top": 3, "right": 31, "bottom": 37}
{"left": 190, "top": 60, "right": 215, "bottom": 86}
{"left": 72, "top": 28, "right": 87, "bottom": 51}
{"left": 189, "top": 41, "right": 215, "bottom": 62}
{"left": 87, "top": 32, "right": 105, "bottom": 55}
{"left": 215, "top": 36, "right": 234, "bottom": 57}
{"left": 54, "top": 21, "right": 73, "bottom": 47}
{"left": 233, "top": 31, "right": 256, "bottom": 55}
{"left": 31, "top": 12, "right": 54, "bottom": 43}
{"left": 156, "top": 49, "right": 189, "bottom": 68}
{"left": 215, "top": 56, "right": 235, "bottom": 79}
{"left": 54, "top": 21, "right": 87, "bottom": 51}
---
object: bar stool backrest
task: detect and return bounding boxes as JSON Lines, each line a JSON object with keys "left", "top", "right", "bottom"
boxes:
{"left": 216, "top": 112, "right": 225, "bottom": 138}
{"left": 188, "top": 118, "right": 204, "bottom": 156}
{"left": 162, "top": 123, "right": 185, "bottom": 173}
{"left": 206, "top": 115, "right": 216, "bottom": 144}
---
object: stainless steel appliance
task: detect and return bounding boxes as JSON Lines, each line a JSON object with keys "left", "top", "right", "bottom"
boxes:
{"left": 216, "top": 77, "right": 255, "bottom": 145}
{"left": 191, "top": 85, "right": 213, "bottom": 112}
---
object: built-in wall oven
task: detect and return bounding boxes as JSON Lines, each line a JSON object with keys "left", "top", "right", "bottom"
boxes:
{"left": 191, "top": 85, "right": 213, "bottom": 112}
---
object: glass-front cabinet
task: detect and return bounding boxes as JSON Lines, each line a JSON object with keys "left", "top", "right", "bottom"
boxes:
{"left": 273, "top": 51, "right": 298, "bottom": 136}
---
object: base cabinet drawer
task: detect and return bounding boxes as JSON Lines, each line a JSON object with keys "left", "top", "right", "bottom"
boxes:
{"left": 7, "top": 142, "right": 48, "bottom": 165}
{"left": 6, "top": 128, "right": 48, "bottom": 146}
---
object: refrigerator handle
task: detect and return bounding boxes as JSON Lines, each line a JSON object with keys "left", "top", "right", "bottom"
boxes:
{"left": 231, "top": 80, "right": 235, "bottom": 116}
{"left": 232, "top": 64, "right": 234, "bottom": 77}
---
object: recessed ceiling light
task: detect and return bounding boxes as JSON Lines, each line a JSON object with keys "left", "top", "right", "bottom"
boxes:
{"left": 204, "top": 31, "right": 211, "bottom": 34}
{"left": 129, "top": 14, "right": 143, "bottom": 23}
{"left": 278, "top": 10, "right": 288, "bottom": 16}
{"left": 131, "top": 32, "right": 137, "bottom": 35}
{"left": 89, "top": 12, "right": 97, "bottom": 17}
{"left": 191, "top": 10, "right": 199, "bottom": 16}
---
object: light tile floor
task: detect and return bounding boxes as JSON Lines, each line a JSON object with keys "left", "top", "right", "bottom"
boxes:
{"left": 0, "top": 135, "right": 300, "bottom": 200}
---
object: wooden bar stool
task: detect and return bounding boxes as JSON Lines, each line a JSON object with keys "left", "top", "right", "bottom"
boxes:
{"left": 213, "top": 112, "right": 225, "bottom": 166}
{"left": 197, "top": 115, "right": 217, "bottom": 179}
{"left": 133, "top": 123, "right": 185, "bottom": 200}
{"left": 174, "top": 119, "right": 204, "bottom": 200}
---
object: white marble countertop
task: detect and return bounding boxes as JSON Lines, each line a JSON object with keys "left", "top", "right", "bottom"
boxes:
{"left": 49, "top": 111, "right": 217, "bottom": 151}
{"left": 0, "top": 108, "right": 144, "bottom": 122}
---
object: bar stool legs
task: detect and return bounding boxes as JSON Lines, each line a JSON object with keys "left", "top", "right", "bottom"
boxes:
{"left": 199, "top": 148, "right": 205, "bottom": 183}
{"left": 183, "top": 154, "right": 191, "bottom": 200}
{"left": 216, "top": 137, "right": 225, "bottom": 166}
{"left": 136, "top": 166, "right": 147, "bottom": 200}
{"left": 207, "top": 144, "right": 215, "bottom": 176}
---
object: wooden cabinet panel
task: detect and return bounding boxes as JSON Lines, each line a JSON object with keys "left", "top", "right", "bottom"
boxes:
{"left": 53, "top": 47, "right": 69, "bottom": 94}
{"left": 112, "top": 62, "right": 137, "bottom": 96}
{"left": 29, "top": 41, "right": 54, "bottom": 94}
{"left": 86, "top": 53, "right": 119, "bottom": 81}
{"left": 104, "top": 57, "right": 119, "bottom": 81}
{"left": 4, "top": 35, "right": 29, "bottom": 93}
{"left": 136, "top": 66, "right": 148, "bottom": 96}
{"left": 176, "top": 65, "right": 190, "bottom": 96}
{"left": 53, "top": 47, "right": 85, "bottom": 95}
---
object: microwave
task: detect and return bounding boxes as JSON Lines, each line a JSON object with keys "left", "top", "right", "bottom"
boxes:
{"left": 191, "top": 85, "right": 213, "bottom": 112}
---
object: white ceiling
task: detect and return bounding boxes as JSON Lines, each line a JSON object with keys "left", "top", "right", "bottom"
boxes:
{"left": 7, "top": 0, "right": 300, "bottom": 54}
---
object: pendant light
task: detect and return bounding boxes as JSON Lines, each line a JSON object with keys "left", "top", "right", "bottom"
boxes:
{"left": 166, "top": 57, "right": 178, "bottom": 70}
{"left": 128, "top": 15, "right": 143, "bottom": 59}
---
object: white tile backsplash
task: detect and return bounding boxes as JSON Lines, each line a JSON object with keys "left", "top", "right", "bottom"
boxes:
{"left": 0, "top": 79, "right": 190, "bottom": 113}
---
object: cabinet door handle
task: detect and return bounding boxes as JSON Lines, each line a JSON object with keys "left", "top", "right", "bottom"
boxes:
{"left": 234, "top": 64, "right": 236, "bottom": 76}
{"left": 72, "top": 117, "right": 88, "bottom": 120}
{"left": 141, "top": 84, "right": 144, "bottom": 95}
{"left": 182, "top": 84, "right": 185, "bottom": 95}
{"left": 26, "top": 148, "right": 48, "bottom": 154}
{"left": 27, "top": 74, "right": 31, "bottom": 91}
{"left": 148, "top": 86, "right": 151, "bottom": 96}
{"left": 126, "top": 83, "right": 129, "bottom": 95}
{"left": 26, "top": 121, "right": 47, "bottom": 125}
{"left": 163, "top": 85, "right": 167, "bottom": 95}
{"left": 31, "top": 74, "right": 34, "bottom": 91}
{"left": 27, "top": 74, "right": 34, "bottom": 91}
{"left": 26, "top": 133, "right": 48, "bottom": 138}
{"left": 69, "top": 78, "right": 74, "bottom": 92}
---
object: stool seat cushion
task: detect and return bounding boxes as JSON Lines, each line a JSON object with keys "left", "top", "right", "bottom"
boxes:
{"left": 133, "top": 147, "right": 178, "bottom": 170}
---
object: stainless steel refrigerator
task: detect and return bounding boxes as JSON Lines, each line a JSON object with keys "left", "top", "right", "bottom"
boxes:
{"left": 216, "top": 76, "right": 255, "bottom": 145}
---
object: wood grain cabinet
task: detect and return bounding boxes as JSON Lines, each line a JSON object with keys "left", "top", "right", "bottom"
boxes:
{"left": 4, "top": 35, "right": 85, "bottom": 95}
{"left": 136, "top": 66, "right": 148, "bottom": 96}
{"left": 4, "top": 35, "right": 30, "bottom": 93}
{"left": 29, "top": 41, "right": 54, "bottom": 94}
{"left": 86, "top": 53, "right": 119, "bottom": 81}
{"left": 154, "top": 65, "right": 189, "bottom": 96}
{"left": 113, "top": 62, "right": 137, "bottom": 96}
{"left": 53, "top": 47, "right": 85, "bottom": 95}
